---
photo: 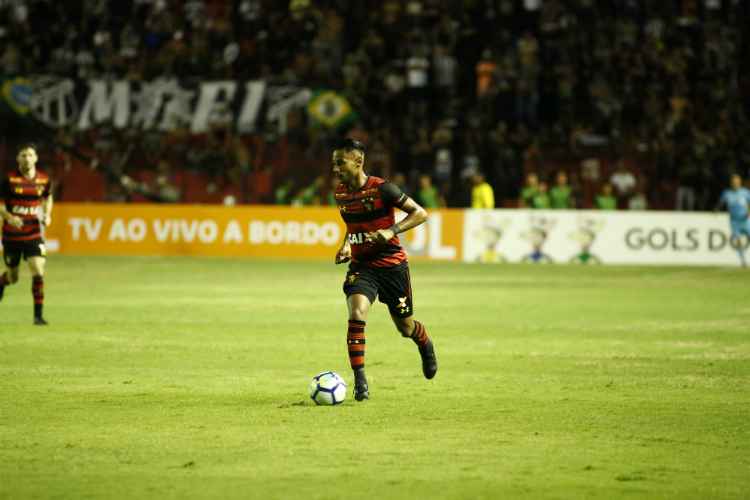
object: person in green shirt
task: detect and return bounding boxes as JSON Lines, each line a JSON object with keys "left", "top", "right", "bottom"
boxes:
{"left": 549, "top": 171, "right": 573, "bottom": 209}
{"left": 530, "top": 181, "right": 551, "bottom": 209}
{"left": 417, "top": 174, "right": 442, "bottom": 208}
{"left": 519, "top": 172, "right": 539, "bottom": 207}
{"left": 594, "top": 183, "right": 617, "bottom": 210}
{"left": 275, "top": 180, "right": 295, "bottom": 205}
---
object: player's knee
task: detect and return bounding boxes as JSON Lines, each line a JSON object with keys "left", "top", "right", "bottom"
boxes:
{"left": 350, "top": 306, "right": 368, "bottom": 321}
{"left": 349, "top": 301, "right": 369, "bottom": 321}
{"left": 7, "top": 272, "right": 19, "bottom": 284}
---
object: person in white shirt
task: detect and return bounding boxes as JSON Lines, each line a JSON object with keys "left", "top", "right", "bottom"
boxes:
{"left": 609, "top": 160, "right": 637, "bottom": 208}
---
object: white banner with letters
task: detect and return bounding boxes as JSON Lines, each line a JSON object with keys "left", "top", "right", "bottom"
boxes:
{"left": 1, "top": 76, "right": 309, "bottom": 134}
{"left": 462, "top": 210, "right": 746, "bottom": 267}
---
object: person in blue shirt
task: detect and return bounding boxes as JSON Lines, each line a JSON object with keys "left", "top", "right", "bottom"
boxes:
{"left": 716, "top": 174, "right": 750, "bottom": 267}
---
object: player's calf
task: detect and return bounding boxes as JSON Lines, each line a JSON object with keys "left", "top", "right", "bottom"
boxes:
{"left": 347, "top": 319, "right": 369, "bottom": 401}
{"left": 32, "top": 275, "right": 46, "bottom": 325}
{"left": 402, "top": 321, "right": 437, "bottom": 379}
{"left": 0, "top": 271, "right": 15, "bottom": 302}
{"left": 2, "top": 271, "right": 18, "bottom": 284}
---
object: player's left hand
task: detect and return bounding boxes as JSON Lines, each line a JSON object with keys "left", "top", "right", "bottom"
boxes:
{"left": 365, "top": 228, "right": 395, "bottom": 245}
{"left": 43, "top": 214, "right": 52, "bottom": 226}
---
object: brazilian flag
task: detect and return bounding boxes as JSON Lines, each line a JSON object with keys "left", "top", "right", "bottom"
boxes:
{"left": 306, "top": 90, "right": 357, "bottom": 130}
{"left": 1, "top": 77, "right": 32, "bottom": 116}
{"left": 0, "top": 77, "right": 39, "bottom": 137}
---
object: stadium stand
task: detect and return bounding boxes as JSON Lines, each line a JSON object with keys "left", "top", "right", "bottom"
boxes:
{"left": 1, "top": 0, "right": 748, "bottom": 209}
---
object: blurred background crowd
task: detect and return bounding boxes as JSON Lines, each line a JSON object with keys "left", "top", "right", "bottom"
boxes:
{"left": 1, "top": 0, "right": 748, "bottom": 210}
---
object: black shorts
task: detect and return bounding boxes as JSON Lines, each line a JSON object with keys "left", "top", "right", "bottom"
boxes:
{"left": 2, "top": 239, "right": 46, "bottom": 267}
{"left": 343, "top": 261, "right": 414, "bottom": 318}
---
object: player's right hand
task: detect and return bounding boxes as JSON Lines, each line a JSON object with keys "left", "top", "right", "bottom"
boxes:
{"left": 335, "top": 245, "right": 351, "bottom": 264}
{"left": 6, "top": 215, "right": 23, "bottom": 228}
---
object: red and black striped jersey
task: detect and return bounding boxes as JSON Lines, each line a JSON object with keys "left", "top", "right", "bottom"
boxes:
{"left": 335, "top": 176, "right": 408, "bottom": 268}
{"left": 1, "top": 169, "right": 51, "bottom": 242}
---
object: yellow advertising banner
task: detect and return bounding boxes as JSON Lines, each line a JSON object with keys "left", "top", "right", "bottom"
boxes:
{"left": 41, "top": 204, "right": 464, "bottom": 261}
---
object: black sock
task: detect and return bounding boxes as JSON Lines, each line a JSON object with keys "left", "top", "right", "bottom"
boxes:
{"left": 353, "top": 367, "right": 367, "bottom": 384}
{"left": 32, "top": 276, "right": 44, "bottom": 318}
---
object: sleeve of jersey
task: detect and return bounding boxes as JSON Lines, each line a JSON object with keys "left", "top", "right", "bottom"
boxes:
{"left": 379, "top": 182, "right": 407, "bottom": 208}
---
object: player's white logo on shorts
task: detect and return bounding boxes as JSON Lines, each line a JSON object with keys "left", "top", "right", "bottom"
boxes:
{"left": 397, "top": 296, "right": 410, "bottom": 314}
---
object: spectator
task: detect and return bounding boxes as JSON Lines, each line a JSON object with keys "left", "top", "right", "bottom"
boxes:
{"left": 392, "top": 172, "right": 408, "bottom": 194}
{"left": 291, "top": 176, "right": 324, "bottom": 206}
{"left": 416, "top": 174, "right": 442, "bottom": 209}
{"left": 274, "top": 180, "right": 295, "bottom": 205}
{"left": 249, "top": 164, "right": 274, "bottom": 204}
{"left": 549, "top": 171, "right": 573, "bottom": 209}
{"left": 406, "top": 41, "right": 430, "bottom": 116}
{"left": 628, "top": 189, "right": 649, "bottom": 211}
{"left": 431, "top": 125, "right": 454, "bottom": 187}
{"left": 519, "top": 172, "right": 539, "bottom": 208}
{"left": 486, "top": 122, "right": 520, "bottom": 201}
{"left": 471, "top": 173, "right": 495, "bottom": 209}
{"left": 609, "top": 160, "right": 637, "bottom": 209}
{"left": 594, "top": 183, "right": 617, "bottom": 210}
{"left": 410, "top": 127, "right": 433, "bottom": 178}
{"left": 530, "top": 181, "right": 551, "bottom": 209}
{"left": 433, "top": 43, "right": 457, "bottom": 101}
{"left": 476, "top": 49, "right": 497, "bottom": 98}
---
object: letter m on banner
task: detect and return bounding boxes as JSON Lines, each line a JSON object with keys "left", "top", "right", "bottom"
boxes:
{"left": 78, "top": 80, "right": 131, "bottom": 130}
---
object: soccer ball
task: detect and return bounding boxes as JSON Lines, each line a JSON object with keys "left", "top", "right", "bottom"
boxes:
{"left": 309, "top": 371, "right": 347, "bottom": 405}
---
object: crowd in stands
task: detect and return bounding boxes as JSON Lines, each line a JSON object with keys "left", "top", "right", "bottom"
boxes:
{"left": 1, "top": 0, "right": 749, "bottom": 210}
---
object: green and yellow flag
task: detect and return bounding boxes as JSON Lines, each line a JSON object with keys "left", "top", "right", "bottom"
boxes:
{"left": 306, "top": 90, "right": 357, "bottom": 129}
{"left": 1, "top": 77, "right": 32, "bottom": 115}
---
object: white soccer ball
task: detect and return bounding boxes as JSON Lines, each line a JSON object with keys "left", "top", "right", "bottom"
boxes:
{"left": 309, "top": 371, "right": 347, "bottom": 405}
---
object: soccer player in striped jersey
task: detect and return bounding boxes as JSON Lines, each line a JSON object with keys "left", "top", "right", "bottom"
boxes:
{"left": 0, "top": 143, "right": 53, "bottom": 325}
{"left": 332, "top": 138, "right": 437, "bottom": 401}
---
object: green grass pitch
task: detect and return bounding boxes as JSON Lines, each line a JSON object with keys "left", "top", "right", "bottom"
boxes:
{"left": 1, "top": 256, "right": 748, "bottom": 499}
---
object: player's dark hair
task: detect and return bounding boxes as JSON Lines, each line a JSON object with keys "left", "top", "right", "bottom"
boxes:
{"left": 17, "top": 142, "right": 38, "bottom": 154}
{"left": 335, "top": 138, "right": 366, "bottom": 154}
